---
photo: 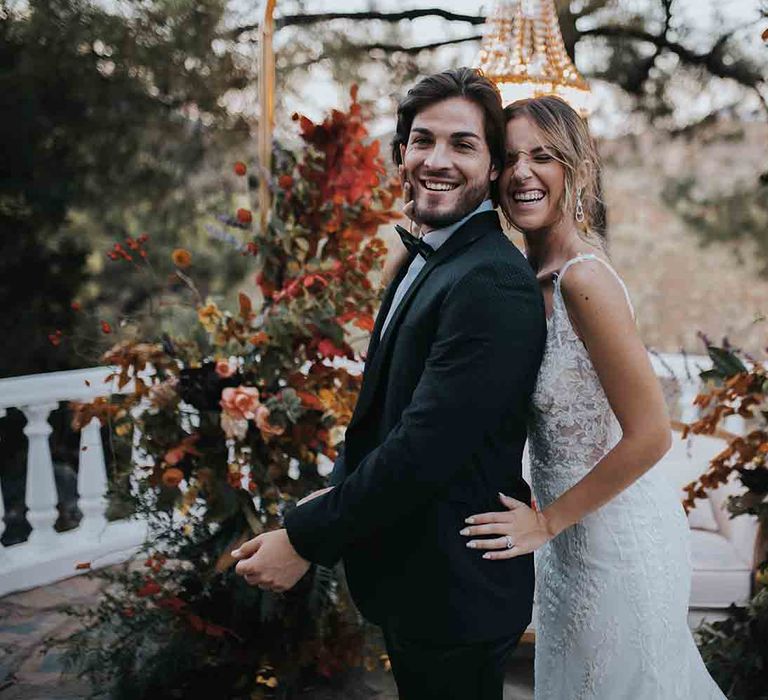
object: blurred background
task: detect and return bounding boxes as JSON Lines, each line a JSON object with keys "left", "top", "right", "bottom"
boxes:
{"left": 1, "top": 3, "right": 767, "bottom": 698}
{"left": 2, "top": 0, "right": 767, "bottom": 381}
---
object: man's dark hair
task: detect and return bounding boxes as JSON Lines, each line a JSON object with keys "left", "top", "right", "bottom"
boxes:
{"left": 391, "top": 67, "right": 505, "bottom": 174}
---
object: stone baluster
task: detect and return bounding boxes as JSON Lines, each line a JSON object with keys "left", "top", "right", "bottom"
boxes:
{"left": 21, "top": 403, "right": 60, "bottom": 546}
{"left": 78, "top": 417, "right": 108, "bottom": 534}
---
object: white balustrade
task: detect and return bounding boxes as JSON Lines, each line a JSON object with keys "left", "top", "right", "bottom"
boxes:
{"left": 0, "top": 367, "right": 148, "bottom": 596}
{"left": 0, "top": 353, "right": 758, "bottom": 602}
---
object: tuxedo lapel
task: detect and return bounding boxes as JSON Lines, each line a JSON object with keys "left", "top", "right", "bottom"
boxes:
{"left": 349, "top": 210, "right": 499, "bottom": 430}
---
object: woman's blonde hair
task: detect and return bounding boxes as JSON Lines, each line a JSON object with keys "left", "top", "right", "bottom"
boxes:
{"left": 503, "top": 95, "right": 604, "bottom": 243}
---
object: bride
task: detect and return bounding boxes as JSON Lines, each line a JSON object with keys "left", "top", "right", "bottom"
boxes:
{"left": 396, "top": 95, "right": 726, "bottom": 699}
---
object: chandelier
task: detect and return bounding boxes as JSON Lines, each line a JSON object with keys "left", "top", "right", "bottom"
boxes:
{"left": 475, "top": 0, "right": 592, "bottom": 115}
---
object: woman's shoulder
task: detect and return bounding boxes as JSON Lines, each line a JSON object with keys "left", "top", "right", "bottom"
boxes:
{"left": 557, "top": 254, "right": 634, "bottom": 329}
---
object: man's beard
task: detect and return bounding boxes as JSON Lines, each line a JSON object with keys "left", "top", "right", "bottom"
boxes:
{"left": 412, "top": 179, "right": 490, "bottom": 230}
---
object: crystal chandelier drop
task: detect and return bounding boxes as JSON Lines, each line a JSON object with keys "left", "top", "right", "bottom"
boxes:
{"left": 475, "top": 0, "right": 592, "bottom": 115}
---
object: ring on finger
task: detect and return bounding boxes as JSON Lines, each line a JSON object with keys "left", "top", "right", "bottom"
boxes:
{"left": 505, "top": 536, "right": 514, "bottom": 549}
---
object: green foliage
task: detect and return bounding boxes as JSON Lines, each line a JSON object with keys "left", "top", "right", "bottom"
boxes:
{"left": 0, "top": 0, "right": 251, "bottom": 375}
{"left": 662, "top": 177, "right": 768, "bottom": 276}
{"left": 697, "top": 588, "right": 768, "bottom": 700}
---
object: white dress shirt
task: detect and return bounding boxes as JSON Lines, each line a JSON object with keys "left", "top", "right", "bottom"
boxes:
{"left": 379, "top": 199, "right": 494, "bottom": 338}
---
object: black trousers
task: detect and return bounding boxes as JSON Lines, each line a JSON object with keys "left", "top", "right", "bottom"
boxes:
{"left": 383, "top": 626, "right": 524, "bottom": 700}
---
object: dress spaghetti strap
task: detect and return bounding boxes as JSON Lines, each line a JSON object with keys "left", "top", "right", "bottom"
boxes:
{"left": 554, "top": 253, "right": 635, "bottom": 318}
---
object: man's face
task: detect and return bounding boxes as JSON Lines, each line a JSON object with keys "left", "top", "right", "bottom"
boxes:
{"left": 403, "top": 96, "right": 498, "bottom": 231}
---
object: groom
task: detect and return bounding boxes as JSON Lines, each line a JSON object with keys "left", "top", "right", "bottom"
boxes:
{"left": 233, "top": 68, "right": 546, "bottom": 699}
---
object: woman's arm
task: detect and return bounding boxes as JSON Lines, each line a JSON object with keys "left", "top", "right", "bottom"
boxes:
{"left": 462, "top": 261, "right": 672, "bottom": 557}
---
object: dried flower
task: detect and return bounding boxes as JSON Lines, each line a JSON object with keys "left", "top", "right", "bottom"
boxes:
{"left": 236, "top": 208, "right": 253, "bottom": 224}
{"left": 172, "top": 248, "right": 192, "bottom": 268}
{"left": 197, "top": 301, "right": 222, "bottom": 333}
{"left": 162, "top": 467, "right": 185, "bottom": 488}
{"left": 256, "top": 405, "right": 285, "bottom": 439}
{"left": 215, "top": 358, "right": 237, "bottom": 379}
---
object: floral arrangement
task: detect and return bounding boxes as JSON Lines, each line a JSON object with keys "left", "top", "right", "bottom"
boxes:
{"left": 56, "top": 86, "right": 400, "bottom": 699}
{"left": 681, "top": 343, "right": 768, "bottom": 700}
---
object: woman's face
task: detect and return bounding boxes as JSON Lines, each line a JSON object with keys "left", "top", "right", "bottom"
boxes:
{"left": 500, "top": 115, "right": 567, "bottom": 232}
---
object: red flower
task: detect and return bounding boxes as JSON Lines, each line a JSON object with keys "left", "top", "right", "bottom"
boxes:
{"left": 157, "top": 596, "right": 187, "bottom": 613}
{"left": 236, "top": 208, "right": 252, "bottom": 224}
{"left": 297, "top": 391, "right": 325, "bottom": 411}
{"left": 71, "top": 301, "right": 81, "bottom": 312}
{"left": 187, "top": 613, "right": 205, "bottom": 632}
{"left": 233, "top": 161, "right": 247, "bottom": 176}
{"left": 317, "top": 338, "right": 346, "bottom": 359}
{"left": 278, "top": 174, "right": 293, "bottom": 190}
{"left": 100, "top": 321, "right": 112, "bottom": 334}
{"left": 48, "top": 330, "right": 63, "bottom": 346}
{"left": 137, "top": 579, "right": 161, "bottom": 597}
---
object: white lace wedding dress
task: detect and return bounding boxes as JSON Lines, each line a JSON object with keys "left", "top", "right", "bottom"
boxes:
{"left": 528, "top": 254, "right": 726, "bottom": 699}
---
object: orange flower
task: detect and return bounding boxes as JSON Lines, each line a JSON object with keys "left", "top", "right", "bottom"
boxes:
{"left": 161, "top": 467, "right": 185, "bottom": 487}
{"left": 233, "top": 161, "right": 247, "bottom": 176}
{"left": 256, "top": 405, "right": 285, "bottom": 438}
{"left": 353, "top": 314, "right": 375, "bottom": 333}
{"left": 197, "top": 301, "right": 222, "bottom": 333}
{"left": 249, "top": 331, "right": 269, "bottom": 346}
{"left": 172, "top": 248, "right": 192, "bottom": 268}
{"left": 220, "top": 386, "right": 261, "bottom": 420}
{"left": 215, "top": 358, "right": 237, "bottom": 378}
{"left": 236, "top": 208, "right": 252, "bottom": 224}
{"left": 100, "top": 321, "right": 112, "bottom": 334}
{"left": 163, "top": 434, "right": 201, "bottom": 466}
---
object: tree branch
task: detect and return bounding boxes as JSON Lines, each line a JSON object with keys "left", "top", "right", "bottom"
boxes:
{"left": 580, "top": 24, "right": 766, "bottom": 90}
{"left": 230, "top": 9, "right": 484, "bottom": 38}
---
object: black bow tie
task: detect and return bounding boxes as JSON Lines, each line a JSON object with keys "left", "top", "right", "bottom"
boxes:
{"left": 395, "top": 224, "right": 434, "bottom": 260}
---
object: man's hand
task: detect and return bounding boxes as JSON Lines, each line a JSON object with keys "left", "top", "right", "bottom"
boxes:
{"left": 232, "top": 529, "right": 310, "bottom": 592}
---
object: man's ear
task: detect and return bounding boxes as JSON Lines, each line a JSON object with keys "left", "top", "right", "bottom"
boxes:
{"left": 399, "top": 142, "right": 406, "bottom": 165}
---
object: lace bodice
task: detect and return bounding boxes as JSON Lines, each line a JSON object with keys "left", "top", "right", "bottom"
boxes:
{"left": 528, "top": 253, "right": 633, "bottom": 509}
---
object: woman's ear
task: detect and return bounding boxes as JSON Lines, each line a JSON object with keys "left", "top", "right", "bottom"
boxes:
{"left": 399, "top": 142, "right": 406, "bottom": 165}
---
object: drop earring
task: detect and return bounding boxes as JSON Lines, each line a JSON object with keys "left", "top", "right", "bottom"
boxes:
{"left": 575, "top": 187, "right": 585, "bottom": 224}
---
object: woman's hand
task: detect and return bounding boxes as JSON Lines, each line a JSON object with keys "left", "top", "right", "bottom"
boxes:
{"left": 460, "top": 493, "right": 555, "bottom": 559}
{"left": 296, "top": 486, "right": 333, "bottom": 507}
{"left": 381, "top": 164, "right": 419, "bottom": 287}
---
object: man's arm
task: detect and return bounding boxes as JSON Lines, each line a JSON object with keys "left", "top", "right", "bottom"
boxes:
{"left": 285, "top": 263, "right": 545, "bottom": 566}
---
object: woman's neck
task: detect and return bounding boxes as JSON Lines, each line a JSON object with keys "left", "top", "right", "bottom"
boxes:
{"left": 523, "top": 220, "right": 588, "bottom": 275}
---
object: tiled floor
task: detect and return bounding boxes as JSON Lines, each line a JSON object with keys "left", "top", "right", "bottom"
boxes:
{"left": 0, "top": 574, "right": 534, "bottom": 699}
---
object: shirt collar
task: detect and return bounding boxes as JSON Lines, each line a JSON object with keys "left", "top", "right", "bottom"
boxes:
{"left": 421, "top": 199, "right": 494, "bottom": 251}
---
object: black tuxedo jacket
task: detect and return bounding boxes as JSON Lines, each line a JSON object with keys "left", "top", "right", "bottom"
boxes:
{"left": 285, "top": 210, "right": 546, "bottom": 643}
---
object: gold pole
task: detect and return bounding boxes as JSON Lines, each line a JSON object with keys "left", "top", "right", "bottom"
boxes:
{"left": 258, "top": 0, "right": 277, "bottom": 232}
